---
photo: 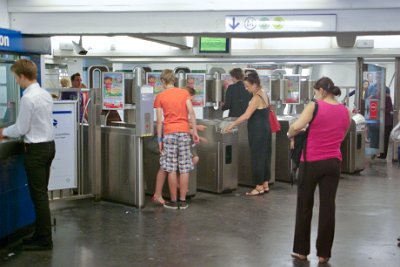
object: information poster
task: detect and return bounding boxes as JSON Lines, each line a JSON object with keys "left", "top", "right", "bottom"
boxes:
{"left": 49, "top": 101, "right": 77, "bottom": 190}
{"left": 102, "top": 72, "right": 125, "bottom": 109}
{"left": 186, "top": 73, "right": 205, "bottom": 107}
{"left": 146, "top": 72, "right": 163, "bottom": 96}
{"left": 221, "top": 73, "right": 233, "bottom": 90}
{"left": 283, "top": 75, "right": 300, "bottom": 104}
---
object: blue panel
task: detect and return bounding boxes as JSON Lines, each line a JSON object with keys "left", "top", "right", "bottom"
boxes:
{"left": 0, "top": 28, "right": 22, "bottom": 53}
{"left": 0, "top": 154, "right": 35, "bottom": 239}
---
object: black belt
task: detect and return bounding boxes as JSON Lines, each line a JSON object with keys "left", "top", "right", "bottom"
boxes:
{"left": 25, "top": 141, "right": 54, "bottom": 147}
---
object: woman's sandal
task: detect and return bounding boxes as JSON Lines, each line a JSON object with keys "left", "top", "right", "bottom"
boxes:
{"left": 263, "top": 186, "right": 270, "bottom": 193}
{"left": 151, "top": 196, "right": 166, "bottom": 205}
{"left": 245, "top": 187, "right": 265, "bottom": 196}
{"left": 318, "top": 257, "right": 330, "bottom": 264}
{"left": 291, "top": 252, "right": 308, "bottom": 261}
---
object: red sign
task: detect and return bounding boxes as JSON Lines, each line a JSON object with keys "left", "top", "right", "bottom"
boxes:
{"left": 369, "top": 99, "right": 379, "bottom": 120}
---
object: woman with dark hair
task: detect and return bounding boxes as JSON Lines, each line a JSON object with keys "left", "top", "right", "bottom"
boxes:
{"left": 287, "top": 77, "right": 351, "bottom": 264}
{"left": 224, "top": 71, "right": 272, "bottom": 195}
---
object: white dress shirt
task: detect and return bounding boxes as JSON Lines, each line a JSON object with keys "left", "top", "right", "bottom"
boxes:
{"left": 3, "top": 83, "right": 54, "bottom": 143}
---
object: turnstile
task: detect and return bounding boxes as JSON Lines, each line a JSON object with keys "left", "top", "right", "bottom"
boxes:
{"left": 100, "top": 126, "right": 144, "bottom": 206}
{"left": 341, "top": 114, "right": 366, "bottom": 173}
{"left": 196, "top": 119, "right": 239, "bottom": 193}
{"left": 275, "top": 116, "right": 296, "bottom": 183}
{"left": 237, "top": 122, "right": 276, "bottom": 186}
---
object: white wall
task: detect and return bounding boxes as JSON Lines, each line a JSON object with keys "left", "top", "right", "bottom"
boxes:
{"left": 311, "top": 63, "right": 357, "bottom": 87}
{"left": 0, "top": 0, "right": 9, "bottom": 28}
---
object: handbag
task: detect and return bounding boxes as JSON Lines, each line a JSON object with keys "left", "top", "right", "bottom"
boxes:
{"left": 260, "top": 93, "right": 281, "bottom": 133}
{"left": 290, "top": 100, "right": 319, "bottom": 168}
{"left": 269, "top": 110, "right": 281, "bottom": 133}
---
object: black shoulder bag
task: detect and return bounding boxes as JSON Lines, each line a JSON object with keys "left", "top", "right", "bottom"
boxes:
{"left": 290, "top": 100, "right": 319, "bottom": 169}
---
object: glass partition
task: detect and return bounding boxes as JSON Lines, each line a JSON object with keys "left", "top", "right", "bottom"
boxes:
{"left": 363, "top": 65, "right": 386, "bottom": 155}
{"left": 0, "top": 61, "right": 18, "bottom": 128}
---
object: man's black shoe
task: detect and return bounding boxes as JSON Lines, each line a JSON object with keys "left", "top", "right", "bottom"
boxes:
{"left": 22, "top": 235, "right": 39, "bottom": 245}
{"left": 23, "top": 241, "right": 53, "bottom": 251}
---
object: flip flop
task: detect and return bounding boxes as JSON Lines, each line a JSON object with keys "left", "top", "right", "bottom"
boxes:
{"left": 245, "top": 188, "right": 264, "bottom": 196}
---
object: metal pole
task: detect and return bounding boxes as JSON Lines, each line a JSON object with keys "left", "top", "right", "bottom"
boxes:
{"left": 392, "top": 58, "right": 400, "bottom": 161}
{"left": 88, "top": 88, "right": 102, "bottom": 200}
{"left": 135, "top": 136, "right": 145, "bottom": 208}
{"left": 355, "top": 57, "right": 364, "bottom": 112}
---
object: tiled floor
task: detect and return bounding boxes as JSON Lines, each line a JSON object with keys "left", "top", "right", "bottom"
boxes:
{"left": 1, "top": 159, "right": 400, "bottom": 267}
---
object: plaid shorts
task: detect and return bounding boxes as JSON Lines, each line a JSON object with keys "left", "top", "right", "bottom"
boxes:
{"left": 160, "top": 132, "right": 193, "bottom": 173}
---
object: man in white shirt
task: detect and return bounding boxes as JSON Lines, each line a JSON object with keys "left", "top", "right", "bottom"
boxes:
{"left": 0, "top": 59, "right": 55, "bottom": 251}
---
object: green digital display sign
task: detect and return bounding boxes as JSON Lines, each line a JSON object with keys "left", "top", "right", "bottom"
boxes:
{"left": 198, "top": 37, "right": 230, "bottom": 54}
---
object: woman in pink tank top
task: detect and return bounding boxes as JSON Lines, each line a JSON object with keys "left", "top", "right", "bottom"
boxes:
{"left": 287, "top": 77, "right": 351, "bottom": 264}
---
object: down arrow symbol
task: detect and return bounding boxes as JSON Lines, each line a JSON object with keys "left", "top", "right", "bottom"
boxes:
{"left": 229, "top": 17, "right": 240, "bottom": 30}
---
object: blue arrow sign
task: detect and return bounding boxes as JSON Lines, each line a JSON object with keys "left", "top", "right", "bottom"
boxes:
{"left": 229, "top": 17, "right": 240, "bottom": 30}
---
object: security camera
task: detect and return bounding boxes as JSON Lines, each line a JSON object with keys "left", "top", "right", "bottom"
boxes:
{"left": 72, "top": 36, "right": 88, "bottom": 55}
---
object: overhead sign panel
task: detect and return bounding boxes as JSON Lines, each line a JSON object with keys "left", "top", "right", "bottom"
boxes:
{"left": 0, "top": 28, "right": 22, "bottom": 52}
{"left": 225, "top": 15, "right": 336, "bottom": 32}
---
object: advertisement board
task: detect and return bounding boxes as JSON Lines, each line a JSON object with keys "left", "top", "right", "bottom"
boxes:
{"left": 283, "top": 75, "right": 300, "bottom": 104}
{"left": 186, "top": 73, "right": 206, "bottom": 107}
{"left": 146, "top": 72, "right": 163, "bottom": 96}
{"left": 102, "top": 72, "right": 125, "bottom": 110}
{"left": 221, "top": 73, "right": 233, "bottom": 91}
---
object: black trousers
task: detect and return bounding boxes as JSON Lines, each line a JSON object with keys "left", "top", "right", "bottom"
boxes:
{"left": 24, "top": 141, "right": 56, "bottom": 243}
{"left": 380, "top": 125, "right": 393, "bottom": 158}
{"left": 293, "top": 158, "right": 341, "bottom": 258}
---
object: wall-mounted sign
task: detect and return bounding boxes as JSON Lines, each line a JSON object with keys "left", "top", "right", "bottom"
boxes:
{"left": 0, "top": 28, "right": 22, "bottom": 52}
{"left": 146, "top": 72, "right": 163, "bottom": 96}
{"left": 102, "top": 72, "right": 125, "bottom": 110}
{"left": 225, "top": 15, "right": 336, "bottom": 33}
{"left": 186, "top": 73, "right": 205, "bottom": 107}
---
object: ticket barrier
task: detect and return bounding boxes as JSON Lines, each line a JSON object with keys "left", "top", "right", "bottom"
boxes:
{"left": 196, "top": 119, "right": 239, "bottom": 193}
{"left": 237, "top": 122, "right": 276, "bottom": 186}
{"left": 275, "top": 116, "right": 296, "bottom": 183}
{"left": 341, "top": 114, "right": 366, "bottom": 173}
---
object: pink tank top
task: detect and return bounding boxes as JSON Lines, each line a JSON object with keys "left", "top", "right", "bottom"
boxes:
{"left": 302, "top": 100, "right": 350, "bottom": 162}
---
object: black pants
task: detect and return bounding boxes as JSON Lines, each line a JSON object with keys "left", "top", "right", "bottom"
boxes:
{"left": 380, "top": 125, "right": 393, "bottom": 158}
{"left": 293, "top": 158, "right": 340, "bottom": 258}
{"left": 24, "top": 141, "right": 56, "bottom": 243}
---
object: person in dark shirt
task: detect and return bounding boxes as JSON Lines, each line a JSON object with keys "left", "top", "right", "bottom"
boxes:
{"left": 377, "top": 87, "right": 393, "bottom": 159}
{"left": 60, "top": 73, "right": 85, "bottom": 122}
{"left": 221, "top": 68, "right": 252, "bottom": 117}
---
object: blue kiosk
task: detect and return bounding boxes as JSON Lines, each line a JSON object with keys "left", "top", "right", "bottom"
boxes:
{"left": 0, "top": 28, "right": 35, "bottom": 240}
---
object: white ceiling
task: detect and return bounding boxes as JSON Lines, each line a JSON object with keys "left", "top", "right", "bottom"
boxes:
{"left": 7, "top": 0, "right": 400, "bottom": 12}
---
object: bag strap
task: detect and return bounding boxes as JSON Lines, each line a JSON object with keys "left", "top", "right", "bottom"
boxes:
{"left": 302, "top": 100, "right": 319, "bottom": 162}
{"left": 256, "top": 92, "right": 269, "bottom": 109}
